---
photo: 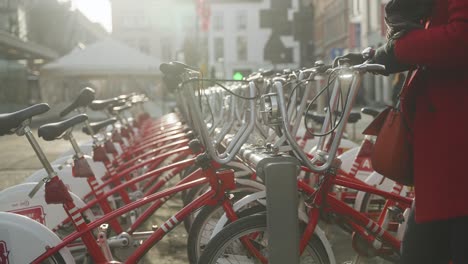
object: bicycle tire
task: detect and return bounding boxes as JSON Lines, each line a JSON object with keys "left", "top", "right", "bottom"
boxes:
{"left": 198, "top": 213, "right": 330, "bottom": 264}
{"left": 187, "top": 203, "right": 266, "bottom": 264}
{"left": 182, "top": 183, "right": 210, "bottom": 232}
{"left": 359, "top": 192, "right": 404, "bottom": 263}
{"left": 183, "top": 183, "right": 262, "bottom": 232}
{"left": 359, "top": 192, "right": 387, "bottom": 222}
{"left": 180, "top": 165, "right": 200, "bottom": 201}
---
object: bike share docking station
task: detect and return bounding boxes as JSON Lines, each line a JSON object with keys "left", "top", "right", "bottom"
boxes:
{"left": 240, "top": 146, "right": 301, "bottom": 264}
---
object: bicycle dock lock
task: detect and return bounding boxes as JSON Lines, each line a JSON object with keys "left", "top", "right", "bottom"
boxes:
{"left": 241, "top": 148, "right": 300, "bottom": 264}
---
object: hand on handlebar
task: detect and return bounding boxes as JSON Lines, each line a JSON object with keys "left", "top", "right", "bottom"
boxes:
{"left": 367, "top": 40, "right": 411, "bottom": 76}
{"left": 333, "top": 53, "right": 366, "bottom": 68}
{"left": 334, "top": 41, "right": 412, "bottom": 76}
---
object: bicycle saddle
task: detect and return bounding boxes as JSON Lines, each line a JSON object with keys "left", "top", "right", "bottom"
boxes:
{"left": 118, "top": 93, "right": 136, "bottom": 101}
{"left": 131, "top": 94, "right": 148, "bottom": 104}
{"left": 306, "top": 111, "right": 362, "bottom": 124}
{"left": 334, "top": 111, "right": 362, "bottom": 124}
{"left": 60, "top": 87, "right": 95, "bottom": 117}
{"left": 0, "top": 103, "right": 50, "bottom": 136}
{"left": 361, "top": 107, "right": 381, "bottom": 118}
{"left": 89, "top": 97, "right": 120, "bottom": 111}
{"left": 38, "top": 114, "right": 88, "bottom": 141}
{"left": 111, "top": 103, "right": 132, "bottom": 113}
{"left": 160, "top": 62, "right": 186, "bottom": 76}
{"left": 82, "top": 117, "right": 117, "bottom": 135}
{"left": 305, "top": 111, "right": 326, "bottom": 125}
{"left": 261, "top": 69, "right": 275, "bottom": 77}
{"left": 347, "top": 112, "right": 362, "bottom": 124}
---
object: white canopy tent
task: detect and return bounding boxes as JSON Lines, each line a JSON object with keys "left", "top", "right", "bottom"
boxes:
{"left": 39, "top": 39, "right": 165, "bottom": 114}
{"left": 41, "top": 38, "right": 162, "bottom": 77}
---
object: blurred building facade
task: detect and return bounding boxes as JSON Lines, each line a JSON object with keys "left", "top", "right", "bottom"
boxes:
{"left": 111, "top": 0, "right": 196, "bottom": 63}
{"left": 111, "top": 0, "right": 396, "bottom": 105}
{"left": 208, "top": 0, "right": 270, "bottom": 78}
{"left": 111, "top": 0, "right": 315, "bottom": 79}
{"left": 0, "top": 0, "right": 108, "bottom": 106}
{"left": 312, "top": 0, "right": 393, "bottom": 105}
{"left": 208, "top": 0, "right": 314, "bottom": 79}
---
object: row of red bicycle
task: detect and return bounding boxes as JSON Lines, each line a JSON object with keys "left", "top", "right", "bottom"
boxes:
{"left": 0, "top": 59, "right": 412, "bottom": 263}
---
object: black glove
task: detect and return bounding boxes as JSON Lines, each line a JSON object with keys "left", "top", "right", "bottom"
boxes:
{"left": 333, "top": 52, "right": 365, "bottom": 67}
{"left": 369, "top": 40, "right": 411, "bottom": 75}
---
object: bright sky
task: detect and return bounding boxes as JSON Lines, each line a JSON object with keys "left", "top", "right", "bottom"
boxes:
{"left": 71, "top": 0, "right": 112, "bottom": 32}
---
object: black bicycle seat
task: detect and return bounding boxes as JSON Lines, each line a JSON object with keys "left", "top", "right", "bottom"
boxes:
{"left": 82, "top": 118, "right": 117, "bottom": 135}
{"left": 361, "top": 107, "right": 381, "bottom": 118}
{"left": 160, "top": 62, "right": 187, "bottom": 76}
{"left": 38, "top": 114, "right": 88, "bottom": 141}
{"left": 89, "top": 97, "right": 120, "bottom": 111}
{"left": 305, "top": 112, "right": 326, "bottom": 125}
{"left": 106, "top": 101, "right": 129, "bottom": 114}
{"left": 0, "top": 103, "right": 50, "bottom": 136}
{"left": 60, "top": 87, "right": 95, "bottom": 117}
{"left": 344, "top": 112, "right": 362, "bottom": 124}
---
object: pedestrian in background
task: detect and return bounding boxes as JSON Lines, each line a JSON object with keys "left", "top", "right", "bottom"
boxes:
{"left": 337, "top": 0, "right": 468, "bottom": 263}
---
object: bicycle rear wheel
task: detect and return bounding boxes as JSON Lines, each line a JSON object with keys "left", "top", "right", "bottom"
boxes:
{"left": 187, "top": 203, "right": 265, "bottom": 263}
{"left": 198, "top": 213, "right": 329, "bottom": 264}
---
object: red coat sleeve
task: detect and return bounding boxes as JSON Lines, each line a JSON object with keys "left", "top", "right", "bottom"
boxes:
{"left": 394, "top": 0, "right": 468, "bottom": 68}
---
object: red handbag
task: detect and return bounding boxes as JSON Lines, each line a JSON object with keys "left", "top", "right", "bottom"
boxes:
{"left": 363, "top": 105, "right": 413, "bottom": 186}
{"left": 362, "top": 67, "right": 421, "bottom": 186}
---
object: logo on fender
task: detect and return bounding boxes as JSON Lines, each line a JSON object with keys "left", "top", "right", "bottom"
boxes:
{"left": 9, "top": 206, "right": 46, "bottom": 225}
{"left": 0, "top": 241, "right": 10, "bottom": 264}
{"left": 360, "top": 158, "right": 373, "bottom": 171}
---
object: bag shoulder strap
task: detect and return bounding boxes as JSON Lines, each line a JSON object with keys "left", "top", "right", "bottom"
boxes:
{"left": 396, "top": 19, "right": 432, "bottom": 110}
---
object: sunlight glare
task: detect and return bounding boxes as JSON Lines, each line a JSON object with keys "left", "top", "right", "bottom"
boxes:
{"left": 71, "top": 0, "right": 112, "bottom": 32}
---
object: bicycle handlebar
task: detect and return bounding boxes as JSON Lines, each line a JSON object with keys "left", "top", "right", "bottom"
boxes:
{"left": 282, "top": 63, "right": 383, "bottom": 172}
{"left": 180, "top": 75, "right": 257, "bottom": 164}
{"left": 167, "top": 60, "right": 384, "bottom": 172}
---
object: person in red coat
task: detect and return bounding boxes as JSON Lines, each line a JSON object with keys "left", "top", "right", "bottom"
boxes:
{"left": 338, "top": 0, "right": 468, "bottom": 262}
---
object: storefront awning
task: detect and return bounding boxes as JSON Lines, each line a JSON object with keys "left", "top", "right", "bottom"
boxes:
{"left": 0, "top": 30, "right": 59, "bottom": 60}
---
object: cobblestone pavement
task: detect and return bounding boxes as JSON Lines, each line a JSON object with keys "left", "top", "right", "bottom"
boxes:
{"left": 0, "top": 113, "right": 395, "bottom": 264}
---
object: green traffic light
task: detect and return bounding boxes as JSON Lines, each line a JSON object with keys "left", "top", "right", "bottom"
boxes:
{"left": 233, "top": 72, "right": 244, "bottom": 80}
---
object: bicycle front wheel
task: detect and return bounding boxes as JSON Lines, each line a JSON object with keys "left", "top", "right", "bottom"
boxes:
{"left": 198, "top": 213, "right": 330, "bottom": 264}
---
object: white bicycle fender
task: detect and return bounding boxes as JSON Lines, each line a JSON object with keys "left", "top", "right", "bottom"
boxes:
{"left": 0, "top": 182, "right": 95, "bottom": 231}
{"left": 0, "top": 212, "right": 74, "bottom": 264}
{"left": 354, "top": 172, "right": 385, "bottom": 210}
{"left": 354, "top": 172, "right": 411, "bottom": 210}
{"left": 234, "top": 178, "right": 265, "bottom": 191}
{"left": 337, "top": 147, "right": 359, "bottom": 174}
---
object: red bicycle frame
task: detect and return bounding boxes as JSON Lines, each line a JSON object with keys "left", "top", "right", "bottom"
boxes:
{"left": 33, "top": 161, "right": 237, "bottom": 263}
{"left": 298, "top": 168, "right": 412, "bottom": 257}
